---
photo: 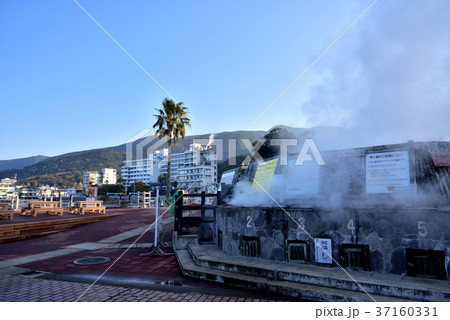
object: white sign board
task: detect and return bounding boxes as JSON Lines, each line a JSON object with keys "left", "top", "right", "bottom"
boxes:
{"left": 366, "top": 151, "right": 411, "bottom": 193}
{"left": 220, "top": 170, "right": 235, "bottom": 185}
{"left": 315, "top": 238, "right": 332, "bottom": 264}
{"left": 285, "top": 159, "right": 320, "bottom": 197}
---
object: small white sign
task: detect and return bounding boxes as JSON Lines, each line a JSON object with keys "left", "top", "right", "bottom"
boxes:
{"left": 315, "top": 238, "right": 332, "bottom": 264}
{"left": 220, "top": 170, "right": 235, "bottom": 185}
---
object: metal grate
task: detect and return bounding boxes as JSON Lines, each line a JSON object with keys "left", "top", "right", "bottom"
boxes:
{"left": 406, "top": 249, "right": 446, "bottom": 280}
{"left": 345, "top": 248, "right": 362, "bottom": 269}
{"left": 240, "top": 236, "right": 260, "bottom": 257}
{"left": 287, "top": 241, "right": 308, "bottom": 263}
{"left": 413, "top": 255, "right": 435, "bottom": 277}
{"left": 340, "top": 245, "right": 370, "bottom": 271}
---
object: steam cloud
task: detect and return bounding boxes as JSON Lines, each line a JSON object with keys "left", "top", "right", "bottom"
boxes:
{"left": 228, "top": 1, "right": 450, "bottom": 208}
{"left": 297, "top": 0, "right": 450, "bottom": 148}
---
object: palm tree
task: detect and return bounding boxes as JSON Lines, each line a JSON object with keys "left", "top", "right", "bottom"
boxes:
{"left": 153, "top": 98, "right": 191, "bottom": 202}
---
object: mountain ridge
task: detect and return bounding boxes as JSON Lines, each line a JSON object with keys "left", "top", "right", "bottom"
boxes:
{"left": 0, "top": 155, "right": 50, "bottom": 171}
{"left": 0, "top": 125, "right": 344, "bottom": 186}
{"left": 0, "top": 129, "right": 267, "bottom": 186}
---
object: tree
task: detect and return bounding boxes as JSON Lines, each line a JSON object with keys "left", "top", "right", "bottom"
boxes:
{"left": 129, "top": 181, "right": 150, "bottom": 192}
{"left": 98, "top": 184, "right": 125, "bottom": 195}
{"left": 158, "top": 173, "right": 168, "bottom": 183}
{"left": 153, "top": 98, "right": 191, "bottom": 201}
{"left": 255, "top": 127, "right": 296, "bottom": 160}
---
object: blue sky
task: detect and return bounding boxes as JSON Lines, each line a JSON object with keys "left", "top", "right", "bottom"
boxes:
{"left": 1, "top": 0, "right": 449, "bottom": 159}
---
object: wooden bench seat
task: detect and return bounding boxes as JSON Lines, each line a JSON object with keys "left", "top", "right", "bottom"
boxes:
{"left": 20, "top": 201, "right": 62, "bottom": 217}
{"left": 21, "top": 207, "right": 63, "bottom": 217}
{"left": 0, "top": 210, "right": 13, "bottom": 220}
{"left": 69, "top": 201, "right": 105, "bottom": 215}
{"left": 70, "top": 206, "right": 105, "bottom": 215}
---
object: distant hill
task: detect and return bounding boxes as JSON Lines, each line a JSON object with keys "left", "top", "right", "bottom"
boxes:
{"left": 110, "top": 130, "right": 266, "bottom": 160}
{"left": 0, "top": 155, "right": 49, "bottom": 171}
{"left": 0, "top": 129, "right": 267, "bottom": 187}
{"left": 0, "top": 149, "right": 125, "bottom": 187}
{"left": 0, "top": 126, "right": 347, "bottom": 187}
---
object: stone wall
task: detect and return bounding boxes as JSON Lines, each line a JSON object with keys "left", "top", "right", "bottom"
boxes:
{"left": 214, "top": 206, "right": 450, "bottom": 279}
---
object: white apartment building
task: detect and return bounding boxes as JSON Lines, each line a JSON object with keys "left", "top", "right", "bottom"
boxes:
{"left": 0, "top": 178, "right": 17, "bottom": 199}
{"left": 121, "top": 149, "right": 167, "bottom": 186}
{"left": 82, "top": 168, "right": 118, "bottom": 187}
{"left": 82, "top": 172, "right": 101, "bottom": 187}
{"left": 121, "top": 144, "right": 218, "bottom": 191}
{"left": 159, "top": 144, "right": 217, "bottom": 190}
{"left": 101, "top": 168, "right": 117, "bottom": 185}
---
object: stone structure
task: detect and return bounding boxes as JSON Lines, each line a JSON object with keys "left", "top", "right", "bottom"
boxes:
{"left": 214, "top": 206, "right": 450, "bottom": 279}
{"left": 215, "top": 141, "right": 450, "bottom": 280}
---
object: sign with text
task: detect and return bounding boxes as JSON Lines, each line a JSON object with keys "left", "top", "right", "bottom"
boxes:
{"left": 430, "top": 152, "right": 450, "bottom": 167}
{"left": 220, "top": 170, "right": 235, "bottom": 185}
{"left": 315, "top": 238, "right": 332, "bottom": 264}
{"left": 366, "top": 151, "right": 411, "bottom": 193}
{"left": 253, "top": 158, "right": 279, "bottom": 192}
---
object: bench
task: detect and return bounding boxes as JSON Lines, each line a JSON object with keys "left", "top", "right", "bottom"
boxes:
{"left": 0, "top": 210, "right": 13, "bottom": 220}
{"left": 79, "top": 206, "right": 105, "bottom": 215}
{"left": 21, "top": 201, "right": 62, "bottom": 217}
{"left": 70, "top": 201, "right": 105, "bottom": 215}
{"left": 38, "top": 207, "right": 63, "bottom": 216}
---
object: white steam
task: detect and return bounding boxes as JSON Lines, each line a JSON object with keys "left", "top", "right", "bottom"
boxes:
{"left": 228, "top": 181, "right": 273, "bottom": 207}
{"left": 296, "top": 0, "right": 450, "bottom": 148}
{"left": 207, "top": 133, "right": 215, "bottom": 147}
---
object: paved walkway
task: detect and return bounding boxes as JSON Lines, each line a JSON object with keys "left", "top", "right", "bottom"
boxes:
{"left": 0, "top": 208, "right": 163, "bottom": 260}
{"left": 0, "top": 208, "right": 282, "bottom": 302}
{"left": 0, "top": 274, "right": 269, "bottom": 302}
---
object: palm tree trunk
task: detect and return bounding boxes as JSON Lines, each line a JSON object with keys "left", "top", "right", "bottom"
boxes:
{"left": 167, "top": 142, "right": 172, "bottom": 203}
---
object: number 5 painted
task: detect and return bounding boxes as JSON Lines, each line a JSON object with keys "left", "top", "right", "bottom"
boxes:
{"left": 418, "top": 221, "right": 427, "bottom": 237}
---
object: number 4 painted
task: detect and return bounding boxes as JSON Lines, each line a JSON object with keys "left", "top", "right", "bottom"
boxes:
{"left": 347, "top": 219, "right": 355, "bottom": 236}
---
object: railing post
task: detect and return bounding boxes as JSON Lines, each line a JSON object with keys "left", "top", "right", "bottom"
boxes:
{"left": 199, "top": 191, "right": 207, "bottom": 238}
{"left": 201, "top": 191, "right": 206, "bottom": 218}
{"left": 174, "top": 191, "right": 184, "bottom": 234}
{"left": 15, "top": 195, "right": 20, "bottom": 210}
{"left": 217, "top": 191, "right": 222, "bottom": 206}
